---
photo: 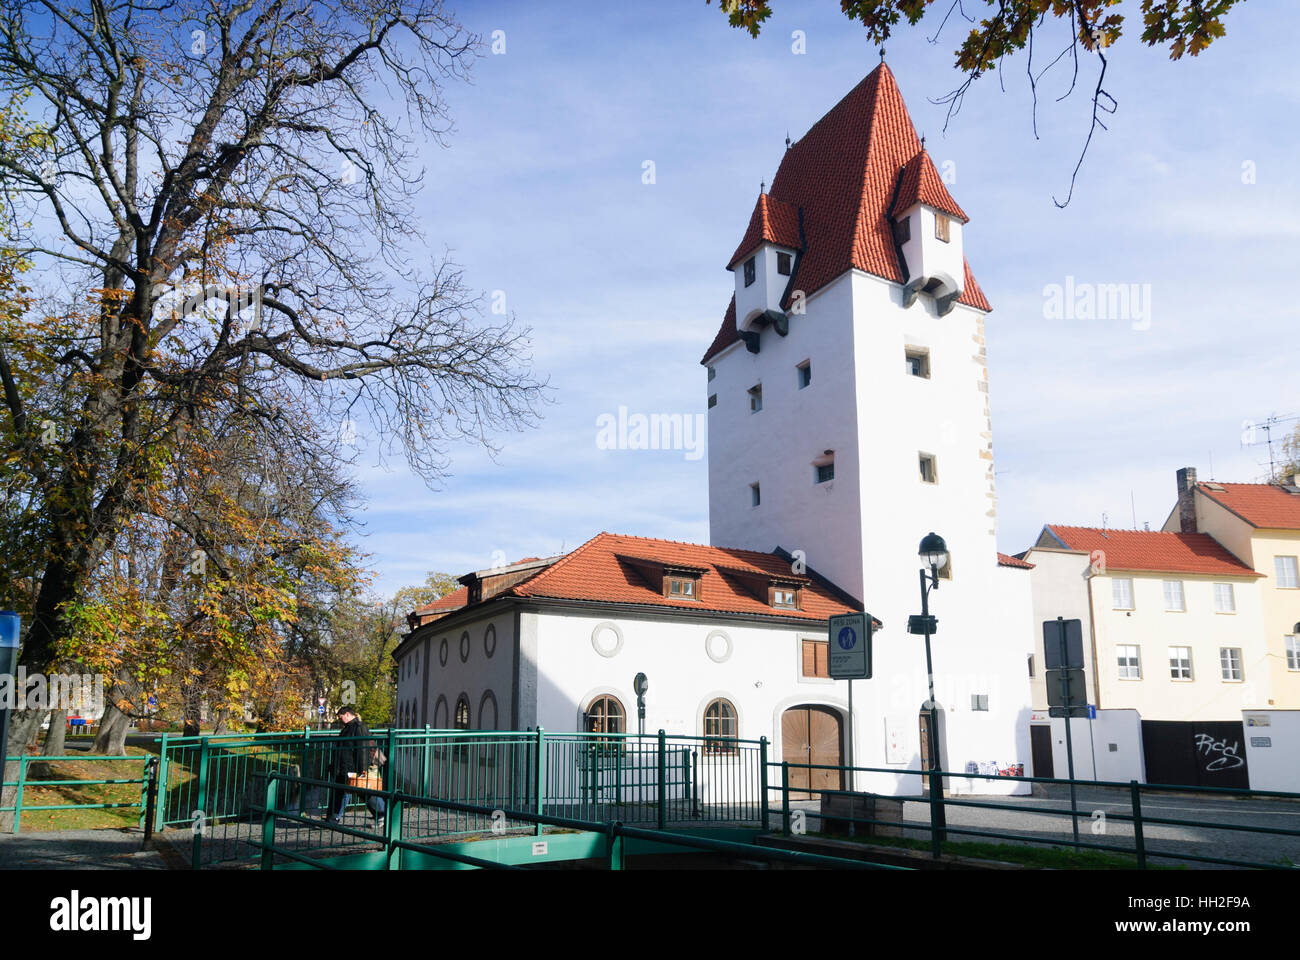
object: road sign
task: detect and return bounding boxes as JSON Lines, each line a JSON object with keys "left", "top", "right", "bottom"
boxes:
{"left": 1048, "top": 705, "right": 1091, "bottom": 718}
{"left": 1043, "top": 618, "right": 1084, "bottom": 669}
{"left": 317, "top": 705, "right": 326, "bottom": 716}
{"left": 1046, "top": 668, "right": 1086, "bottom": 707}
{"left": 828, "top": 613, "right": 870, "bottom": 679}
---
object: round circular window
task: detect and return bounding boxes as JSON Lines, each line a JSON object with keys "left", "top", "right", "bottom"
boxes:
{"left": 484, "top": 623, "right": 497, "bottom": 659}
{"left": 459, "top": 630, "right": 471, "bottom": 663}
{"left": 705, "top": 629, "right": 733, "bottom": 664}
{"left": 590, "top": 621, "right": 624, "bottom": 659}
{"left": 438, "top": 638, "right": 448, "bottom": 667}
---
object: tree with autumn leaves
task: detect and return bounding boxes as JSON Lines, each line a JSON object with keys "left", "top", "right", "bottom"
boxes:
{"left": 0, "top": 1, "right": 544, "bottom": 756}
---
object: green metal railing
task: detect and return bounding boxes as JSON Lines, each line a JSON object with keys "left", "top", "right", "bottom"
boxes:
{"left": 163, "top": 727, "right": 771, "bottom": 867}
{"left": 769, "top": 760, "right": 1300, "bottom": 870}
{"left": 1, "top": 754, "right": 158, "bottom": 835}
{"left": 252, "top": 769, "right": 906, "bottom": 871}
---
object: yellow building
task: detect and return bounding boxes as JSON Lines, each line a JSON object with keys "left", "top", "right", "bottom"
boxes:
{"left": 1162, "top": 468, "right": 1300, "bottom": 709}
{"left": 1024, "top": 523, "right": 1266, "bottom": 722}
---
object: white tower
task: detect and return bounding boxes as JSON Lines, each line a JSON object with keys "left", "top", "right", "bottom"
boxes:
{"left": 702, "top": 63, "right": 1032, "bottom": 792}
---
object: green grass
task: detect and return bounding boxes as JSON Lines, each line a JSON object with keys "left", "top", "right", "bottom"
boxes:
{"left": 807, "top": 830, "right": 1180, "bottom": 869}
{"left": 9, "top": 746, "right": 156, "bottom": 832}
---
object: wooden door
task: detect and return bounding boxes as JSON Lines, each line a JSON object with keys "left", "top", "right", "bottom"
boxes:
{"left": 918, "top": 711, "right": 931, "bottom": 790}
{"left": 1030, "top": 724, "right": 1054, "bottom": 779}
{"left": 782, "top": 705, "right": 844, "bottom": 800}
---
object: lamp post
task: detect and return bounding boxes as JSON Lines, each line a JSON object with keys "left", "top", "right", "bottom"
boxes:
{"left": 911, "top": 533, "right": 947, "bottom": 842}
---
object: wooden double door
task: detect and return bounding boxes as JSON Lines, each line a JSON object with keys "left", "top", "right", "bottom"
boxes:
{"left": 781, "top": 705, "right": 844, "bottom": 800}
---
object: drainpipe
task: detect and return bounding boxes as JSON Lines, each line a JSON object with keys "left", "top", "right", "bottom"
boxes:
{"left": 1083, "top": 570, "right": 1103, "bottom": 711}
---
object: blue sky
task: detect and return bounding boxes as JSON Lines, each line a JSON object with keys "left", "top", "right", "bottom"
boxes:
{"left": 351, "top": 0, "right": 1299, "bottom": 596}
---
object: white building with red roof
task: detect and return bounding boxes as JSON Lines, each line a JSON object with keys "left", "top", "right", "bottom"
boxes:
{"left": 393, "top": 63, "right": 1037, "bottom": 799}
{"left": 1023, "top": 466, "right": 1300, "bottom": 731}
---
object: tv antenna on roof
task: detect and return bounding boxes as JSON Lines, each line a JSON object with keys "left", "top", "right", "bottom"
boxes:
{"left": 1242, "top": 412, "right": 1299, "bottom": 481}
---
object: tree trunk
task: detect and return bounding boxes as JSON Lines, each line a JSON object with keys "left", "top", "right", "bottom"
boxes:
{"left": 212, "top": 709, "right": 228, "bottom": 737}
{"left": 92, "top": 669, "right": 138, "bottom": 754}
{"left": 92, "top": 705, "right": 132, "bottom": 755}
{"left": 43, "top": 709, "right": 68, "bottom": 755}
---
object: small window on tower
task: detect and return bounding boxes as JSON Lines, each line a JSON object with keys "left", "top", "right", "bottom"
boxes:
{"left": 707, "top": 365, "right": 716, "bottom": 382}
{"left": 796, "top": 360, "right": 811, "bottom": 389}
{"left": 816, "top": 462, "right": 834, "bottom": 484}
{"left": 748, "top": 384, "right": 763, "bottom": 413}
{"left": 708, "top": 393, "right": 717, "bottom": 409}
{"left": 777, "top": 251, "right": 792, "bottom": 276}
{"left": 919, "top": 453, "right": 937, "bottom": 484}
{"left": 750, "top": 482, "right": 761, "bottom": 507}
{"left": 905, "top": 348, "right": 930, "bottom": 379}
{"left": 934, "top": 214, "right": 951, "bottom": 243}
{"left": 743, "top": 256, "right": 756, "bottom": 287}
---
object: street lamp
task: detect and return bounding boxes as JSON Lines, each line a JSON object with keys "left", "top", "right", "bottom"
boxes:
{"left": 909, "top": 533, "right": 947, "bottom": 842}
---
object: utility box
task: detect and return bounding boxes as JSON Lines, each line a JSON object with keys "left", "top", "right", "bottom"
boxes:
{"left": 818, "top": 791, "right": 904, "bottom": 839}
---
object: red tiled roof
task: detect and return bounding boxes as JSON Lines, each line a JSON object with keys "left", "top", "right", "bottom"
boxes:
{"left": 997, "top": 552, "right": 1034, "bottom": 569}
{"left": 1197, "top": 482, "right": 1300, "bottom": 530}
{"left": 414, "top": 586, "right": 468, "bottom": 616}
{"left": 702, "top": 63, "right": 990, "bottom": 364}
{"left": 1042, "top": 526, "right": 1261, "bottom": 577}
{"left": 727, "top": 193, "right": 802, "bottom": 269}
{"left": 890, "top": 148, "right": 968, "bottom": 222}
{"left": 502, "top": 532, "right": 861, "bottom": 621}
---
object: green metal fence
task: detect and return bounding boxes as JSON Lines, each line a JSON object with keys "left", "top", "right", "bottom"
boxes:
{"left": 769, "top": 760, "right": 1300, "bottom": 870}
{"left": 252, "top": 769, "right": 906, "bottom": 871}
{"left": 1, "top": 754, "right": 157, "bottom": 834}
{"left": 162, "top": 727, "right": 771, "bottom": 867}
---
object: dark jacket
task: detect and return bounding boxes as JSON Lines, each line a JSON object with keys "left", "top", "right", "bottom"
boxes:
{"left": 334, "top": 717, "right": 380, "bottom": 774}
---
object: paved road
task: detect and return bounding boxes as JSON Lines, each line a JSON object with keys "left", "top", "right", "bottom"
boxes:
{"left": 889, "top": 786, "right": 1300, "bottom": 868}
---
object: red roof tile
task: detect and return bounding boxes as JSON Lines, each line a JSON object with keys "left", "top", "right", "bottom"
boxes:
{"left": 997, "top": 552, "right": 1034, "bottom": 569}
{"left": 413, "top": 586, "right": 468, "bottom": 616}
{"left": 702, "top": 63, "right": 990, "bottom": 364}
{"left": 891, "top": 148, "right": 968, "bottom": 222}
{"left": 727, "top": 193, "right": 802, "bottom": 269}
{"left": 1042, "top": 526, "right": 1261, "bottom": 577}
{"left": 507, "top": 532, "right": 861, "bottom": 621}
{"left": 1197, "top": 482, "right": 1300, "bottom": 530}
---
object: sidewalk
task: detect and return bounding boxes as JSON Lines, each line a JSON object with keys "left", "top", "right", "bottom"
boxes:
{"left": 0, "top": 827, "right": 179, "bottom": 870}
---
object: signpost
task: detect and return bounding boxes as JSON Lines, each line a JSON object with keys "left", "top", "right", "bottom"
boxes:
{"left": 828, "top": 613, "right": 870, "bottom": 802}
{"left": 0, "top": 612, "right": 20, "bottom": 763}
{"left": 1043, "top": 616, "right": 1085, "bottom": 844}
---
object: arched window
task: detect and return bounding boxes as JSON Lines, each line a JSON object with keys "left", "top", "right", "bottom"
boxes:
{"left": 703, "top": 698, "right": 738, "bottom": 754}
{"left": 585, "top": 694, "right": 625, "bottom": 735}
{"left": 454, "top": 694, "right": 470, "bottom": 730}
{"left": 433, "top": 695, "right": 448, "bottom": 728}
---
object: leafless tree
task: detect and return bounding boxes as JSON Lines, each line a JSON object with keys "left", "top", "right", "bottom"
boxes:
{"left": 0, "top": 0, "right": 546, "bottom": 755}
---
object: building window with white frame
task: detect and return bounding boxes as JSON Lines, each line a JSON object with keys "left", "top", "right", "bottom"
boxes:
{"left": 1219, "top": 647, "right": 1243, "bottom": 681}
{"left": 1213, "top": 582, "right": 1236, "bottom": 613}
{"left": 1117, "top": 644, "right": 1141, "bottom": 679}
{"left": 1168, "top": 646, "right": 1193, "bottom": 680}
{"left": 1163, "top": 580, "right": 1185, "bottom": 612}
{"left": 1287, "top": 635, "right": 1300, "bottom": 671}
{"left": 1112, "top": 578, "right": 1135, "bottom": 610}
{"left": 1275, "top": 556, "right": 1299, "bottom": 589}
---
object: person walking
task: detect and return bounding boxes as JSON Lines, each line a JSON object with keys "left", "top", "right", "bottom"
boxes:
{"left": 326, "top": 706, "right": 386, "bottom": 828}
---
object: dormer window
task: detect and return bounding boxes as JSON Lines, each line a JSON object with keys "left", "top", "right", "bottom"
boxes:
{"left": 743, "top": 256, "right": 756, "bottom": 287}
{"left": 771, "top": 586, "right": 799, "bottom": 609}
{"left": 666, "top": 576, "right": 699, "bottom": 600}
{"left": 934, "top": 214, "right": 951, "bottom": 243}
{"left": 777, "top": 251, "right": 792, "bottom": 276}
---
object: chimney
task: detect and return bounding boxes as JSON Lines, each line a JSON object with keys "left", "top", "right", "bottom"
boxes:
{"left": 1176, "top": 467, "right": 1198, "bottom": 533}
